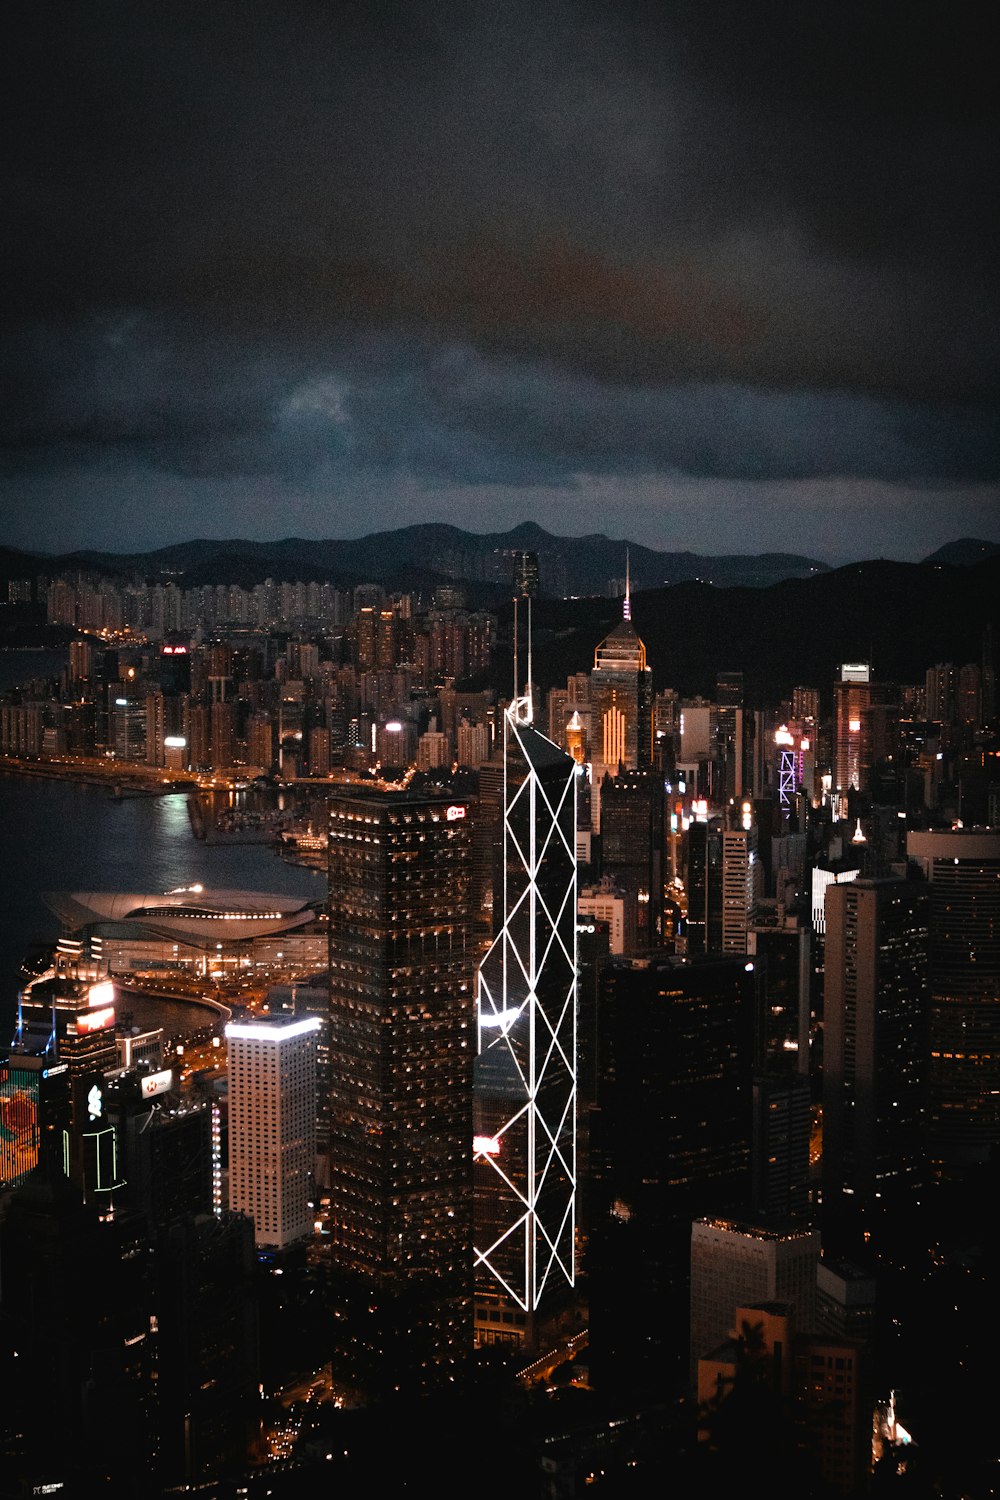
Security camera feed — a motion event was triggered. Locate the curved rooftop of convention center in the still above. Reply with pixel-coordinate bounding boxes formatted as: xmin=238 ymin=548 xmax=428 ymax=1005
xmin=42 ymin=888 xmax=319 ymax=947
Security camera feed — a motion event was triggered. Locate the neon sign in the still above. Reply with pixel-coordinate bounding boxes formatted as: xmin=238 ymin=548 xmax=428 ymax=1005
xmin=76 ymin=1007 xmax=115 ymax=1033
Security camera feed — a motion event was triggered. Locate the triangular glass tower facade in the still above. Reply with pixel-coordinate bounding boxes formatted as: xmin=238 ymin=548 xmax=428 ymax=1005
xmin=474 ymin=690 xmax=578 ymax=1314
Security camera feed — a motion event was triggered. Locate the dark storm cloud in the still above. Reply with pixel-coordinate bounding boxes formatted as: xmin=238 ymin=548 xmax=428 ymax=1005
xmin=4 ymin=317 xmax=996 ymax=494
xmin=2 ymin=0 xmax=998 ymax=530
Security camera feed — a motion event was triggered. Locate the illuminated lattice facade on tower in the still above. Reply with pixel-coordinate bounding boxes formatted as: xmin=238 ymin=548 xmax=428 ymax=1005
xmin=474 ymin=693 xmax=578 ymax=1319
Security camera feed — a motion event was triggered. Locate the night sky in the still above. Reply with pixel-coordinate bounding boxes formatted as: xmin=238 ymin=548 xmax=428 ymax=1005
xmin=3 ymin=1 xmax=998 ymax=562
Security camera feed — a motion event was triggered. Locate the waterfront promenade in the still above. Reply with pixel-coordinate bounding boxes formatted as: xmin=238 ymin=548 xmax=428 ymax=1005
xmin=0 ymin=753 xmax=199 ymax=794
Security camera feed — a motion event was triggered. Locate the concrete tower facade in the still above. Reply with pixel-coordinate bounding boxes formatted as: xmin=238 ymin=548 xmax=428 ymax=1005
xmin=689 ymin=1217 xmax=821 ymax=1383
xmin=226 ymin=1016 xmax=319 ymax=1251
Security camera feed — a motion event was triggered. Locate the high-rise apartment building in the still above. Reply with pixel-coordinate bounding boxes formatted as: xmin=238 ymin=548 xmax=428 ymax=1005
xmin=226 ymin=1016 xmax=319 ymax=1251
xmin=925 ymin=662 xmax=957 ymax=724
xmin=326 ymin=786 xmax=476 ymax=1397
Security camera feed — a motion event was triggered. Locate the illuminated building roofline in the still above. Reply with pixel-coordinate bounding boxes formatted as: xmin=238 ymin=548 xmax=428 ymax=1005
xmin=226 ymin=1018 xmax=321 ymax=1042
xmin=695 ymin=1216 xmax=820 ymax=1242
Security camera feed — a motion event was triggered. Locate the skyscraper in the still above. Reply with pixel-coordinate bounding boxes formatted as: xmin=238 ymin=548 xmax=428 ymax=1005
xmin=721 ymin=825 xmax=759 ymax=954
xmin=226 ymin=1015 xmax=319 ymax=1251
xmin=588 ymin=953 xmax=756 ymax=1397
xmin=598 ymin=767 xmax=665 ymax=947
xmin=326 ymin=786 xmax=476 ymax=1397
xmin=821 ymin=877 xmax=930 ymax=1242
xmin=750 ymin=1070 xmax=813 ymax=1224
xmin=589 ymin=568 xmax=653 ymax=824
xmin=906 ymin=828 xmax=1000 ymax=1181
xmin=833 ymin=662 xmax=873 ymax=803
xmin=474 ymin=574 xmax=578 ymax=1343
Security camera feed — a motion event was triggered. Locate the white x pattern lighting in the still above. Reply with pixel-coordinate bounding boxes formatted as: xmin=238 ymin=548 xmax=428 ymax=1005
xmin=474 ymin=695 xmax=578 ymax=1312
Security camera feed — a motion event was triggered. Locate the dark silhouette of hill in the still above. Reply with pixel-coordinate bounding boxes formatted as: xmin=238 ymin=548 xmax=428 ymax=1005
xmin=526 ymin=556 xmax=1000 ymax=707
xmin=9 ymin=524 xmax=828 ymax=596
xmin=921 ymin=537 xmax=1000 ymax=566
xmin=3 ymin=535 xmax=998 ymax=711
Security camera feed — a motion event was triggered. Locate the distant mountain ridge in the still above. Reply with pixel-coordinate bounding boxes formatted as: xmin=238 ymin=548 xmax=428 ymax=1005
xmin=2 ymin=535 xmax=997 ymax=707
xmin=3 ymin=526 xmax=997 ymax=597
xmin=921 ymin=537 xmax=1000 ymax=567
xmin=530 ymin=553 xmax=1000 ymax=706
xmin=2 ymin=523 xmax=833 ymax=597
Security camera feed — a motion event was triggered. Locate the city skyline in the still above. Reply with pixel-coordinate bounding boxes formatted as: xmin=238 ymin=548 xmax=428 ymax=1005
xmin=3 ymin=4 xmax=998 ymax=563
xmin=0 ymin=555 xmax=998 ymax=1491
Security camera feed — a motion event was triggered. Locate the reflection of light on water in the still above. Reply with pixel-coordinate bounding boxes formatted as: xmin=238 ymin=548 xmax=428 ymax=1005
xmin=157 ymin=792 xmax=192 ymax=837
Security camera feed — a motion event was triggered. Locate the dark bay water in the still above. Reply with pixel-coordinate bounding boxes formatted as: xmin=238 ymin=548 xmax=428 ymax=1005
xmin=0 ymin=773 xmax=324 ymax=1043
xmin=0 ymin=646 xmax=68 ymax=693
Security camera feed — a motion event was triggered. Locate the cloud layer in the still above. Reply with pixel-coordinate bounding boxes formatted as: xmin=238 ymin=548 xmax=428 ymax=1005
xmin=3 ymin=1 xmax=998 ymax=558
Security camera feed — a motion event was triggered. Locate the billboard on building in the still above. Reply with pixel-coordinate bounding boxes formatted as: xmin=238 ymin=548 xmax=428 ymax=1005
xmin=0 ymin=1062 xmax=40 ymax=1190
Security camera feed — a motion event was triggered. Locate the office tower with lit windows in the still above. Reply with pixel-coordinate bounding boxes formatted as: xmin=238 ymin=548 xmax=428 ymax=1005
xmin=598 ymin=767 xmax=665 ymax=947
xmin=750 ymin=1070 xmax=813 ymax=1224
xmin=587 ymin=953 xmax=756 ymax=1398
xmin=821 ymin=877 xmax=930 ymax=1245
xmin=833 ymin=662 xmax=873 ymax=802
xmin=326 ymin=786 xmax=476 ymax=1397
xmin=682 ymin=816 xmax=718 ymax=955
xmin=721 ymin=825 xmax=760 ymax=954
xmin=226 ymin=1015 xmax=319 ymax=1251
xmin=588 ymin=571 xmax=653 ymax=828
xmin=714 ymin=670 xmax=745 ymax=803
xmin=474 ymin=561 xmax=578 ymax=1348
xmin=906 ymin=828 xmax=1000 ymax=1182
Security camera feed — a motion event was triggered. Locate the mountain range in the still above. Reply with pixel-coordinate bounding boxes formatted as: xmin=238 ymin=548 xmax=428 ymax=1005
xmin=1 ymin=527 xmax=997 ymax=707
xmin=1 ymin=522 xmax=831 ymax=598
xmin=529 ymin=553 xmax=1000 ymax=706
xmin=2 ymin=523 xmax=998 ymax=599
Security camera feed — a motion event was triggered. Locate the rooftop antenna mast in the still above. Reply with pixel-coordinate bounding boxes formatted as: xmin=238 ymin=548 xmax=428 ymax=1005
xmin=623 ymin=548 xmax=631 ymax=622
xmin=512 ymin=550 xmax=538 ymax=724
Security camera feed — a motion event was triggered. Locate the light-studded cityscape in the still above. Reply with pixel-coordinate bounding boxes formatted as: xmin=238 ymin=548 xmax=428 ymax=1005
xmin=3 ymin=4 xmax=998 ymax=1496
xmin=0 ymin=534 xmax=998 ymax=1497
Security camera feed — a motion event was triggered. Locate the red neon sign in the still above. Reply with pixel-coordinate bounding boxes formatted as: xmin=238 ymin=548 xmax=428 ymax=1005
xmin=75 ymin=1006 xmax=115 ymax=1033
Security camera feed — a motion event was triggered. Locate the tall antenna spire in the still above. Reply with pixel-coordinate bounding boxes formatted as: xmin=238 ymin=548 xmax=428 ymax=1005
xmin=512 ymin=550 xmax=538 ymax=724
xmin=623 ymin=548 xmax=631 ymax=622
